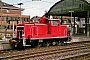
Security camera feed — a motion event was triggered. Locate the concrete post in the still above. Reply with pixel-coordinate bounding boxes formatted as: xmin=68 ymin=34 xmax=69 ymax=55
xmin=12 ymin=20 xmax=14 ymax=38
xmin=73 ymin=17 xmax=75 ymax=34
xmin=0 ymin=0 xmax=2 ymax=32
xmin=18 ymin=3 xmax=23 ymax=23
xmin=86 ymin=10 xmax=90 ymax=36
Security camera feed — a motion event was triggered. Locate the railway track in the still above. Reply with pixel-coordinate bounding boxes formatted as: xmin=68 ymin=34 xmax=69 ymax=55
xmin=0 ymin=41 xmax=90 ymax=60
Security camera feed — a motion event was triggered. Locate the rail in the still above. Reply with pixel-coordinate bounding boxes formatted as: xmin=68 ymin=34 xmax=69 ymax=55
xmin=0 ymin=41 xmax=90 ymax=60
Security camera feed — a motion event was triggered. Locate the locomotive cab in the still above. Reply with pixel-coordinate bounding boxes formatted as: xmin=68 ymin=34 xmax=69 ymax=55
xmin=49 ymin=19 xmax=60 ymax=25
xmin=17 ymin=25 xmax=24 ymax=38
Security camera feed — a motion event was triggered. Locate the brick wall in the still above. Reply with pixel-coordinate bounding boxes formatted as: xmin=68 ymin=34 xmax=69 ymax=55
xmin=0 ymin=9 xmax=30 ymax=37
xmin=2 ymin=9 xmax=20 ymax=15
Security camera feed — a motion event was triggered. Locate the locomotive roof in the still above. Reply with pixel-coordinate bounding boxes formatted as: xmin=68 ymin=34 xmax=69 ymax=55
xmin=48 ymin=19 xmax=60 ymax=20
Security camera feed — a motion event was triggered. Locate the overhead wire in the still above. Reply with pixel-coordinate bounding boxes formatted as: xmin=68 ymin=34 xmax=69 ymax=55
xmin=11 ymin=0 xmax=54 ymax=6
xmin=10 ymin=0 xmax=55 ymax=17
xmin=40 ymin=1 xmax=53 ymax=3
xmin=20 ymin=0 xmax=53 ymax=4
xmin=23 ymin=1 xmax=31 ymax=3
xmin=19 ymin=0 xmax=54 ymax=9
xmin=23 ymin=6 xmax=45 ymax=10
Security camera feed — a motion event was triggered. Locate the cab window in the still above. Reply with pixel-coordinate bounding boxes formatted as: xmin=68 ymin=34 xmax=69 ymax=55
xmin=52 ymin=20 xmax=60 ymax=25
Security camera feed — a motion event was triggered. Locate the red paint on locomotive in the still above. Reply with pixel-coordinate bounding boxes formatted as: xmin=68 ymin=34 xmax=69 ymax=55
xmin=10 ymin=15 xmax=71 ymax=49
xmin=17 ymin=16 xmax=67 ymax=39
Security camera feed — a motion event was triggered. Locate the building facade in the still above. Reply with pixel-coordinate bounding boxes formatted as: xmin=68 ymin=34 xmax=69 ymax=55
xmin=0 ymin=1 xmax=30 ymax=38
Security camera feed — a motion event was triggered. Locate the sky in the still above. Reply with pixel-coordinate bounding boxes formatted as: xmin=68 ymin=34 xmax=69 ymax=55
xmin=2 ymin=0 xmax=60 ymax=18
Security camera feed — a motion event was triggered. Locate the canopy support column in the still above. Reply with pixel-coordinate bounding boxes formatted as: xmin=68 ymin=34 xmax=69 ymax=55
xmin=86 ymin=11 xmax=90 ymax=36
xmin=73 ymin=17 xmax=75 ymax=34
xmin=61 ymin=16 xmax=63 ymax=24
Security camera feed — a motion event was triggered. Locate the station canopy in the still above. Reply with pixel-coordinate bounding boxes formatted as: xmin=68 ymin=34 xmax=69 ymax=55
xmin=47 ymin=0 xmax=90 ymax=18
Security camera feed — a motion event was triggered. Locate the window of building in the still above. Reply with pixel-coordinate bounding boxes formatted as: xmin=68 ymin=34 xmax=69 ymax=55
xmin=0 ymin=25 xmax=1 ymax=29
xmin=10 ymin=26 xmax=12 ymax=29
xmin=21 ymin=18 xmax=23 ymax=21
xmin=8 ymin=25 xmax=11 ymax=29
xmin=2 ymin=25 xmax=5 ymax=29
xmin=7 ymin=25 xmax=9 ymax=29
xmin=13 ymin=17 xmax=16 ymax=20
xmin=14 ymin=26 xmax=16 ymax=30
xmin=8 ymin=16 xmax=11 ymax=20
xmin=24 ymin=18 xmax=28 ymax=21
xmin=18 ymin=17 xmax=19 ymax=20
xmin=3 ymin=16 xmax=7 ymax=20
xmin=24 ymin=18 xmax=25 ymax=21
xmin=27 ymin=18 xmax=28 ymax=21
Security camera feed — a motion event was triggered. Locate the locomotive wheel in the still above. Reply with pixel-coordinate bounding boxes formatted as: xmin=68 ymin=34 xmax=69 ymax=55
xmin=58 ymin=41 xmax=64 ymax=46
xmin=36 ymin=43 xmax=42 ymax=48
xmin=52 ymin=41 xmax=56 ymax=46
xmin=60 ymin=41 xmax=64 ymax=46
xmin=45 ymin=42 xmax=50 ymax=47
xmin=31 ymin=41 xmax=38 ymax=48
xmin=57 ymin=41 xmax=61 ymax=46
xmin=17 ymin=43 xmax=24 ymax=50
xmin=11 ymin=43 xmax=16 ymax=49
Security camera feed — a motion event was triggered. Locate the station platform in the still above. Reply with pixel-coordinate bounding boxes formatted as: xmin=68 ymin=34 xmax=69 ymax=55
xmin=0 ymin=36 xmax=90 ymax=50
xmin=71 ymin=36 xmax=90 ymax=42
xmin=0 ymin=39 xmax=12 ymax=50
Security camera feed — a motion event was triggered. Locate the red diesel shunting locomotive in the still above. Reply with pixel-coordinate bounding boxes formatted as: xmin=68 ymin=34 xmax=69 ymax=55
xmin=10 ymin=15 xmax=71 ymax=49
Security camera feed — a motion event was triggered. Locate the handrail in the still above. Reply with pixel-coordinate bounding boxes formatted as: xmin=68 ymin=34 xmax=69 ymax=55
xmin=30 ymin=26 xmax=38 ymax=37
